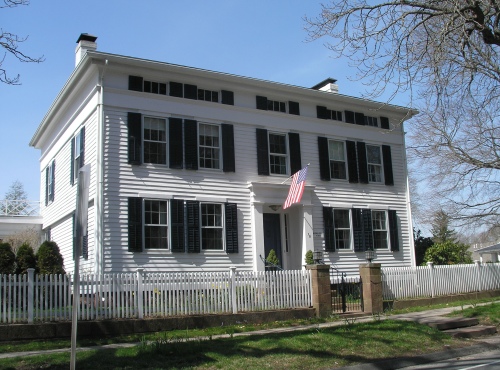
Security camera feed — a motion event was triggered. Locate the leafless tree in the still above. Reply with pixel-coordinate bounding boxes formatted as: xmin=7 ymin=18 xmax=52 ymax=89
xmin=305 ymin=1 xmax=500 ymax=229
xmin=1 ymin=0 xmax=44 ymax=85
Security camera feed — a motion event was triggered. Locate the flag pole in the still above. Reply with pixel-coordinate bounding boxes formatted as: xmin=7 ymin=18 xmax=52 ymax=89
xmin=280 ymin=163 xmax=310 ymax=184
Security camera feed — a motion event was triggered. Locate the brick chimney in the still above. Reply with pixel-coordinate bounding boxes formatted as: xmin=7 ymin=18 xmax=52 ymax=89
xmin=75 ymin=33 xmax=97 ymax=67
xmin=311 ymin=78 xmax=339 ymax=93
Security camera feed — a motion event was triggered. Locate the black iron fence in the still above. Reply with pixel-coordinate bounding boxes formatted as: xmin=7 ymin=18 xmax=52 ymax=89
xmin=330 ymin=268 xmax=363 ymax=313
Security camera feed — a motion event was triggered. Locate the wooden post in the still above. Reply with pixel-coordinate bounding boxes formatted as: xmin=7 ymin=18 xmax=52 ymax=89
xmin=359 ymin=263 xmax=383 ymax=314
xmin=27 ymin=268 xmax=34 ymax=324
xmin=306 ymin=264 xmax=331 ymax=318
xmin=229 ymin=266 xmax=237 ymax=314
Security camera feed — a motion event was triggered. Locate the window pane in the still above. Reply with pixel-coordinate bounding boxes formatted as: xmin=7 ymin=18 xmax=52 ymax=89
xmin=334 ymin=209 xmax=350 ymax=249
xmin=144 ymin=117 xmax=167 ymax=164
xmin=367 ymin=145 xmax=381 ymax=164
xmin=199 ymin=123 xmax=220 ymax=169
xmin=144 ymin=200 xmax=168 ymax=249
xmin=372 ymin=211 xmax=387 ymax=249
xmin=329 ymin=141 xmax=344 ymax=161
xmin=201 ymin=203 xmax=223 ymax=250
xmin=269 ymin=134 xmax=287 ymax=155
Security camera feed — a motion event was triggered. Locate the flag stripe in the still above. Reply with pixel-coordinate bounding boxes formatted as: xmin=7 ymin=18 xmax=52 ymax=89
xmin=283 ymin=166 xmax=308 ymax=209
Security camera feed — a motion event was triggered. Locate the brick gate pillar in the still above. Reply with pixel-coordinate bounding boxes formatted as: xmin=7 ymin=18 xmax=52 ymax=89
xmin=359 ymin=263 xmax=383 ymax=314
xmin=306 ymin=264 xmax=331 ymax=318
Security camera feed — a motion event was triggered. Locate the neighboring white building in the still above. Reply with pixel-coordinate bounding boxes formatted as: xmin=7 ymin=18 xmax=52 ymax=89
xmin=30 ymin=34 xmax=417 ymax=275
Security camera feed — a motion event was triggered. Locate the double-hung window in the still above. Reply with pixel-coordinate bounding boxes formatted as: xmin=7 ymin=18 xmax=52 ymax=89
xmin=366 ymin=145 xmax=383 ymax=183
xmin=45 ymin=160 xmax=55 ymax=205
xmin=199 ymin=123 xmax=221 ymax=169
xmin=144 ymin=117 xmax=167 ymax=165
xmin=71 ymin=127 xmax=85 ymax=185
xmin=372 ymin=210 xmax=388 ymax=249
xmin=333 ymin=209 xmax=351 ymax=249
xmin=329 ymin=140 xmax=347 ymax=180
xmin=200 ymin=203 xmax=224 ymax=250
xmin=144 ymin=199 xmax=169 ymax=249
xmin=269 ymin=133 xmax=288 ymax=175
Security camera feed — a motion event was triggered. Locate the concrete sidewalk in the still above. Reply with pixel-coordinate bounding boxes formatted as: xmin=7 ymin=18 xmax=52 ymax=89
xmin=0 ymin=303 xmax=498 ymax=367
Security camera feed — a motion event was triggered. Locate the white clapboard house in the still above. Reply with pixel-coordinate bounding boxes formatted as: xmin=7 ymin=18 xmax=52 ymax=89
xmin=30 ymin=34 xmax=417 ymax=275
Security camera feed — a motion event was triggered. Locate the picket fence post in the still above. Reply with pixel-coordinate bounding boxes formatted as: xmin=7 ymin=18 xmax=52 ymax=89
xmin=427 ymin=262 xmax=435 ymax=298
xmin=474 ymin=260 xmax=483 ymax=292
xmin=136 ymin=269 xmax=144 ymax=319
xmin=229 ymin=267 xmax=237 ymax=314
xmin=27 ymin=268 xmax=35 ymax=323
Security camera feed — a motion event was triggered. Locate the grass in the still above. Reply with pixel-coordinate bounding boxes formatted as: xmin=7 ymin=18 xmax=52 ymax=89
xmin=0 ymin=298 xmax=498 ymax=369
xmin=384 ymin=297 xmax=500 ymax=315
xmin=449 ymin=301 xmax=500 ymax=327
xmin=0 ymin=320 xmax=464 ymax=370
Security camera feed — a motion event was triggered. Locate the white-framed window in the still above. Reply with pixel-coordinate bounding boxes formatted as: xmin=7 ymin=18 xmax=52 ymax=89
xmin=333 ymin=209 xmax=351 ymax=249
xmin=366 ymin=145 xmax=383 ymax=183
xmin=143 ymin=116 xmax=167 ymax=165
xmin=328 ymin=140 xmax=347 ymax=180
xmin=365 ymin=116 xmax=379 ymax=127
xmin=197 ymin=88 xmax=219 ymax=102
xmin=73 ymin=131 xmax=82 ymax=182
xmin=200 ymin=203 xmax=224 ymax=250
xmin=144 ymin=199 xmax=169 ymax=249
xmin=198 ymin=123 xmax=221 ymax=169
xmin=46 ymin=160 xmax=55 ymax=205
xmin=268 ymin=132 xmax=288 ymax=175
xmin=372 ymin=210 xmax=388 ymax=249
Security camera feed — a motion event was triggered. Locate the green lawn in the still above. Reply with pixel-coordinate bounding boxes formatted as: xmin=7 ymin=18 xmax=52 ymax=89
xmin=0 ymin=320 xmax=463 ymax=370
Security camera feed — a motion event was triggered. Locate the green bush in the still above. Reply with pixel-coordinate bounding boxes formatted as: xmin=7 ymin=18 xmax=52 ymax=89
xmin=423 ymin=240 xmax=473 ymax=265
xmin=305 ymin=250 xmax=314 ymax=265
xmin=16 ymin=242 xmax=37 ymax=274
xmin=36 ymin=241 xmax=65 ymax=274
xmin=266 ymin=249 xmax=280 ymax=267
xmin=0 ymin=242 xmax=16 ymax=274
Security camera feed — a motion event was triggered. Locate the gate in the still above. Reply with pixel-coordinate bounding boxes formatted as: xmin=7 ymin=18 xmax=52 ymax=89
xmin=330 ymin=268 xmax=363 ymax=313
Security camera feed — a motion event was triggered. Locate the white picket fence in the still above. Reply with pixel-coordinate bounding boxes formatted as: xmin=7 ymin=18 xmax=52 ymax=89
xmin=0 ymin=268 xmax=312 ymax=324
xmin=382 ymin=262 xmax=500 ymax=300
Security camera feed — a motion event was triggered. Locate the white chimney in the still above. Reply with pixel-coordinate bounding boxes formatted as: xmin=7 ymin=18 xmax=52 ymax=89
xmin=75 ymin=33 xmax=97 ymax=67
xmin=311 ymin=78 xmax=339 ymax=94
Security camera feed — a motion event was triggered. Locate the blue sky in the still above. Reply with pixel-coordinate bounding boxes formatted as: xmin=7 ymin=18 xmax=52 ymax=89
xmin=0 ymin=0 xmax=407 ymax=201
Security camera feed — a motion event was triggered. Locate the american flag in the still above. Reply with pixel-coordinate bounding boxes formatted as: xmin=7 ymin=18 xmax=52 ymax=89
xmin=283 ymin=166 xmax=308 ymax=209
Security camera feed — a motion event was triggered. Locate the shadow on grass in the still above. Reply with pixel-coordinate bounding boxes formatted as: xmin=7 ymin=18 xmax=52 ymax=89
xmin=3 ymin=320 xmax=462 ymax=370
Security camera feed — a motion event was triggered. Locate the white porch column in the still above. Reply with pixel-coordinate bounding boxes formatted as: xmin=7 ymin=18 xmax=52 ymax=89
xmin=302 ymin=204 xmax=314 ymax=265
xmin=251 ymin=202 xmax=266 ymax=271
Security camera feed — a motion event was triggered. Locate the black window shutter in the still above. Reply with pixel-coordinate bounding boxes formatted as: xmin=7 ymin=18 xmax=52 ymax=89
xmin=316 ymin=106 xmax=329 ymax=119
xmin=82 ymin=232 xmax=88 ymax=260
xmin=318 ymin=137 xmax=331 ymax=181
xmin=51 ymin=161 xmax=55 ymax=202
xmin=128 ymin=197 xmax=143 ymax=252
xmin=225 ymin=203 xmax=238 ymax=253
xmin=357 ymin=142 xmax=369 ymax=184
xmin=323 ymin=207 xmax=335 ymax=252
xmin=288 ymin=132 xmax=302 ymax=174
xmin=170 ymin=199 xmax=185 ymax=252
xmin=169 ymin=82 xmax=183 ymax=97
xmin=346 ymin=141 xmax=359 ymax=183
xmin=355 ymin=112 xmax=365 ymax=125
xmin=186 ymin=201 xmax=200 ymax=253
xmin=362 ymin=209 xmax=373 ymax=250
xmin=352 ymin=208 xmax=364 ymax=252
xmin=169 ymin=118 xmax=184 ymax=169
xmin=128 ymin=75 xmax=143 ymax=92
xmin=70 ymin=136 xmax=75 ymax=185
xmin=382 ymin=145 xmax=394 ymax=186
xmin=345 ymin=111 xmax=355 ymax=124
xmin=159 ymin=83 xmax=167 ymax=95
xmin=127 ymin=112 xmax=143 ymax=165
xmin=388 ymin=210 xmax=400 ymax=251
xmin=79 ymin=127 xmax=85 ymax=169
xmin=380 ymin=116 xmax=390 ymax=130
xmin=256 ymin=96 xmax=268 ymax=110
xmin=288 ymin=101 xmax=300 ymax=115
xmin=256 ymin=128 xmax=269 ymax=175
xmin=143 ymin=81 xmax=151 ymax=93
xmin=184 ymin=120 xmax=198 ymax=170
xmin=221 ymin=90 xmax=234 ymax=105
xmin=45 ymin=167 xmax=49 ymax=206
xmin=184 ymin=84 xmax=198 ymax=100
xmin=221 ymin=124 xmax=235 ymax=172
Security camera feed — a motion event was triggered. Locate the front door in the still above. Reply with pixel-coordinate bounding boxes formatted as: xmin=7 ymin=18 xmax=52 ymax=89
xmin=263 ymin=213 xmax=283 ymax=269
